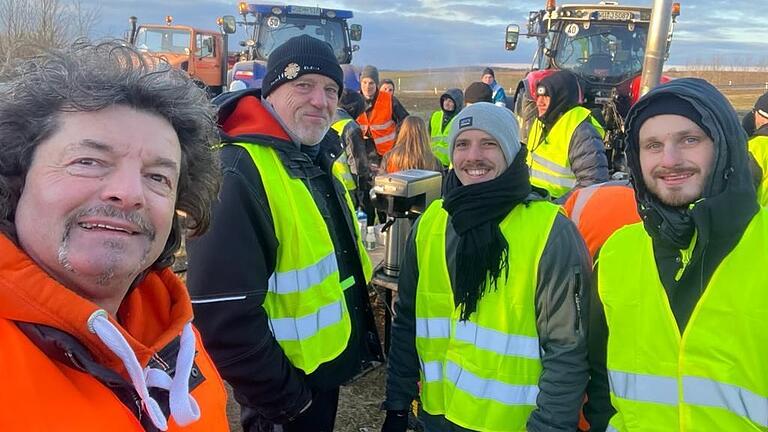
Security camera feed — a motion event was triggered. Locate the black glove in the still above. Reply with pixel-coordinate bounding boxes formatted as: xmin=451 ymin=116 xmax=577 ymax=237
xmin=381 ymin=410 xmax=408 ymax=432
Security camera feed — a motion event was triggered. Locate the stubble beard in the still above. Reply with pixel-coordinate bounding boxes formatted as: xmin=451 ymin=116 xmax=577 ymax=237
xmin=57 ymin=206 xmax=156 ymax=286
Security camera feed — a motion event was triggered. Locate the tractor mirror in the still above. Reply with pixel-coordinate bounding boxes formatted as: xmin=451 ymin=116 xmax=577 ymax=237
xmin=350 ymin=24 xmax=363 ymax=41
xmin=505 ymin=24 xmax=520 ymax=51
xmin=221 ymin=15 xmax=237 ymax=34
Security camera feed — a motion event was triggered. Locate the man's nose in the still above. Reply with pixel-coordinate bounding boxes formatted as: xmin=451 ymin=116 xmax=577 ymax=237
xmin=660 ymin=143 xmax=683 ymax=167
xmin=308 ymin=87 xmax=329 ymax=110
xmin=99 ymin=164 xmax=145 ymax=210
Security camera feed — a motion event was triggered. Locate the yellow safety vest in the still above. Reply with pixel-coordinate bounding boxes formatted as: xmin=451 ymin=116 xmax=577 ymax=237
xmin=429 ymin=110 xmax=452 ymax=167
xmin=527 ymin=106 xmax=605 ymax=198
xmin=598 ymin=210 xmax=768 ymax=431
xmin=414 ymin=199 xmax=560 ymax=431
xmin=233 ymin=142 xmax=373 ymax=374
xmin=748 ymin=135 xmax=768 ymax=206
xmin=331 ymin=119 xmax=357 ymax=191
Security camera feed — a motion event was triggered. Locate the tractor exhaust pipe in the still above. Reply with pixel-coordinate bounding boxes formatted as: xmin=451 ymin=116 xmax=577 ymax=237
xmin=639 ymin=0 xmax=673 ymax=97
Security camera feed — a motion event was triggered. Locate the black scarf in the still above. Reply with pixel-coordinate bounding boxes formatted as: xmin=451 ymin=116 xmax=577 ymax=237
xmin=442 ymin=150 xmax=533 ymax=321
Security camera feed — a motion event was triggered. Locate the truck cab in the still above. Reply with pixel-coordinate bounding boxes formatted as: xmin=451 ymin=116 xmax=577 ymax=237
xmin=128 ymin=16 xmax=236 ymax=96
xmin=230 ymin=3 xmax=362 ymax=90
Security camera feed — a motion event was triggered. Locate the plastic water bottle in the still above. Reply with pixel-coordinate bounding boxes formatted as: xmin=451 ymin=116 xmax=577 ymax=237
xmin=357 ymin=210 xmax=367 ymax=235
xmin=365 ymin=226 xmax=377 ymax=251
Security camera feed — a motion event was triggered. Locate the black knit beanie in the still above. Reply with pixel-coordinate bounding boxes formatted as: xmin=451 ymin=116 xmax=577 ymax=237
xmin=262 ymin=35 xmax=343 ymax=98
xmin=629 ymin=94 xmax=712 ymax=150
xmin=464 ymin=82 xmax=493 ymax=104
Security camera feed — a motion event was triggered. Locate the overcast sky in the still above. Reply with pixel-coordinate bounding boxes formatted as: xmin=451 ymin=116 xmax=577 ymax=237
xmin=88 ymin=0 xmax=766 ymax=70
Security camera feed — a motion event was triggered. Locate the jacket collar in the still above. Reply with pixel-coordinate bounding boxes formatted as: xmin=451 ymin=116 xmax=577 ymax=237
xmin=0 ymin=234 xmax=194 ymax=371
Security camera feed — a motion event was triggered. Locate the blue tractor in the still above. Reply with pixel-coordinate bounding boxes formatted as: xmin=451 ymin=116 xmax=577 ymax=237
xmin=229 ymin=3 xmax=363 ymax=91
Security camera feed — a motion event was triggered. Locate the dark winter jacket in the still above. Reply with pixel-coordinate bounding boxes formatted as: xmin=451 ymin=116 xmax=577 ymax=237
xmin=535 ymin=71 xmax=609 ymax=199
xmin=333 ymin=108 xmax=371 ymax=188
xmin=383 ymin=195 xmax=592 ymax=432
xmin=186 ymin=89 xmax=383 ymax=429
xmin=585 ymin=78 xmax=760 ymax=430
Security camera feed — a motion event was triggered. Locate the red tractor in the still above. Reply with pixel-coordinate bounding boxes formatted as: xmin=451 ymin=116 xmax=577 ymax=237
xmin=506 ymin=0 xmax=680 ymax=172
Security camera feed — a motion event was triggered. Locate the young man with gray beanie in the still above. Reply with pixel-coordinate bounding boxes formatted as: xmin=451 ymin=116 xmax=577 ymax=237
xmin=383 ymin=102 xmax=591 ymax=432
xmin=357 ymin=64 xmax=409 ymax=223
xmin=186 ymin=35 xmax=383 ymax=432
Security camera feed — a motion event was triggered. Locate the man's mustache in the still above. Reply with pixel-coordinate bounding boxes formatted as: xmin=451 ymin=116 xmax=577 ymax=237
xmin=65 ymin=205 xmax=156 ymax=239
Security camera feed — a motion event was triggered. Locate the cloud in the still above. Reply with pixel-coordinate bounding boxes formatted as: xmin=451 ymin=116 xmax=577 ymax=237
xmin=84 ymin=0 xmax=764 ymax=69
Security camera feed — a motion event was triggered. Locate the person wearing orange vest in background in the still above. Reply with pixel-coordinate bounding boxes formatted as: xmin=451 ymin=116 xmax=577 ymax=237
xmin=357 ymin=64 xmax=409 ymax=223
xmin=0 ymin=41 xmax=228 ymax=431
xmin=563 ymin=181 xmax=641 ymax=259
xmin=586 ymin=78 xmax=768 ymax=431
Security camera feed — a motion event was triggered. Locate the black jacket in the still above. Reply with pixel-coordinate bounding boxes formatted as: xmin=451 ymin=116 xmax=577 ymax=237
xmin=383 ymin=197 xmax=592 ymax=432
xmin=585 ymin=78 xmax=759 ymax=430
xmin=333 ymin=108 xmax=371 ymax=188
xmin=186 ymin=89 xmax=383 ymax=428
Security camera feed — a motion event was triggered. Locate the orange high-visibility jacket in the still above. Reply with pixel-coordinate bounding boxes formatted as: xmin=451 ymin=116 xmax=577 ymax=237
xmin=357 ymin=90 xmax=397 ymax=155
xmin=563 ymin=182 xmax=641 ymax=258
xmin=0 ymin=235 xmax=229 ymax=431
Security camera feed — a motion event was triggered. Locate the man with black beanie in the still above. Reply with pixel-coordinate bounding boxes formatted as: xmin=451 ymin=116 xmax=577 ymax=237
xmin=585 ymin=78 xmax=768 ymax=430
xmin=186 ymin=35 xmax=383 ymax=432
xmin=464 ymin=81 xmax=493 ymax=105
xmin=748 ymin=91 xmax=768 ymax=205
xmin=528 ymin=70 xmax=609 ymax=201
xmin=383 ymin=102 xmax=591 ymax=432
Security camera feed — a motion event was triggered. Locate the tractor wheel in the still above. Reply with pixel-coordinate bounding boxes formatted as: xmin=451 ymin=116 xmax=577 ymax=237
xmin=514 ymin=86 xmax=537 ymax=145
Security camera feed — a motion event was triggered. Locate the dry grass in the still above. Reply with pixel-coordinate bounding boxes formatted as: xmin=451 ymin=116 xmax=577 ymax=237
xmin=382 ymin=68 xmax=768 ymax=117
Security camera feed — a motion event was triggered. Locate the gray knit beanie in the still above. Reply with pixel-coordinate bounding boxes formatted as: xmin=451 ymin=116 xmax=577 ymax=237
xmin=448 ymin=102 xmax=521 ymax=167
xmin=360 ymin=65 xmax=380 ymax=86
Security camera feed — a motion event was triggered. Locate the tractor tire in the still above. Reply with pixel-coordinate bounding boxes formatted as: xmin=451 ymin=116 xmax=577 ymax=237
xmin=514 ymin=86 xmax=537 ymax=145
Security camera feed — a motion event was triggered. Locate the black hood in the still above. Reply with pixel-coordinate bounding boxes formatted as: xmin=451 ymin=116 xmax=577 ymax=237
xmin=538 ymin=71 xmax=580 ymax=126
xmin=625 ymin=78 xmax=758 ymax=248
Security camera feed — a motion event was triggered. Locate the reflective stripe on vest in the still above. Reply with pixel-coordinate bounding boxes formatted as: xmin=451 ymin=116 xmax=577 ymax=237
xmin=357 ymin=91 xmax=397 ymax=155
xmin=748 ymin=134 xmax=768 ymax=206
xmin=599 ymin=210 xmax=768 ymax=430
xmin=416 ymin=318 xmax=540 ymax=359
xmin=421 ymin=360 xmax=540 ymax=406
xmin=527 ymin=106 xmax=605 ymax=198
xmin=233 ymin=142 xmax=371 ymax=373
xmin=569 ymin=183 xmax=603 ymax=226
xmin=331 ymin=119 xmax=357 ymax=191
xmin=414 ymin=199 xmax=559 ymax=431
xmin=429 ymin=110 xmax=452 ymax=167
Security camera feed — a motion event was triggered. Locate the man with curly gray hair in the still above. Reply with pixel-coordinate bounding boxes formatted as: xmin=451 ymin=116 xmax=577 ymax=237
xmin=0 ymin=41 xmax=228 ymax=431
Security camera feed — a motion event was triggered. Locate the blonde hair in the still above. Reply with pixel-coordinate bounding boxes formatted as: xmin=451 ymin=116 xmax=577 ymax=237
xmin=382 ymin=116 xmax=442 ymax=173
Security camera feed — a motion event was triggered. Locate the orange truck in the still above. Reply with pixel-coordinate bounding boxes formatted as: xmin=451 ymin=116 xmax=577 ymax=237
xmin=127 ymin=15 xmax=236 ymax=96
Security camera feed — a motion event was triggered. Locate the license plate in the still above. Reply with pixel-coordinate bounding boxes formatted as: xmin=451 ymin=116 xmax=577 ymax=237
xmin=290 ymin=6 xmax=321 ymax=15
xmin=596 ymin=10 xmax=633 ymax=21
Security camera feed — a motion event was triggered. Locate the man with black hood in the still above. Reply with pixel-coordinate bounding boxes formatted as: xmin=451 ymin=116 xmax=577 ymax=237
xmin=585 ymin=78 xmax=767 ymax=430
xmin=429 ymin=88 xmax=464 ymax=167
xmin=382 ymin=102 xmax=591 ymax=432
xmin=528 ymin=70 xmax=609 ymax=201
xmin=748 ymin=91 xmax=768 ymax=205
xmin=185 ymin=35 xmax=383 ymax=432
xmin=332 ymin=89 xmax=370 ymax=200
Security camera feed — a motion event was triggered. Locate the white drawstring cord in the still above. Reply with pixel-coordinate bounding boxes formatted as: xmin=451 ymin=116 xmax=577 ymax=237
xmin=88 ymin=310 xmax=201 ymax=430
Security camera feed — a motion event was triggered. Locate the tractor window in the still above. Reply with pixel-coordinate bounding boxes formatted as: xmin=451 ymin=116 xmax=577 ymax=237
xmin=256 ymin=16 xmax=349 ymax=63
xmin=554 ymin=22 xmax=648 ymax=84
xmin=196 ymin=34 xmax=215 ymax=58
xmin=135 ymin=28 xmax=192 ymax=54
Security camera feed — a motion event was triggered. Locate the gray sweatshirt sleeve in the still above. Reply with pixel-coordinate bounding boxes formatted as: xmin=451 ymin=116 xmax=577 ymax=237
xmin=527 ymin=213 xmax=592 ymax=432
xmin=568 ymin=120 xmax=609 ymax=190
